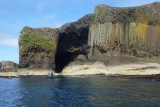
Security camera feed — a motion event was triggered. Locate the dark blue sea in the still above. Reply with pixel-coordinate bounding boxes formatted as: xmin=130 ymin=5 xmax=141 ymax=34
xmin=0 ymin=76 xmax=160 ymax=107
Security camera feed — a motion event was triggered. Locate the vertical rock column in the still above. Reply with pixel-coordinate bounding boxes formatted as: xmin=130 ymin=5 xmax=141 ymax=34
xmin=88 ymin=22 xmax=160 ymax=56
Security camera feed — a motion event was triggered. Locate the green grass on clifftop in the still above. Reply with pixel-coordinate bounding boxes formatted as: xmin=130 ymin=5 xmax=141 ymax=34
xmin=21 ymin=28 xmax=56 ymax=52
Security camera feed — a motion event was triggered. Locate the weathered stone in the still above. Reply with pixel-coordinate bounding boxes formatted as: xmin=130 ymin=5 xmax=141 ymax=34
xmin=0 ymin=62 xmax=1 ymax=69
xmin=87 ymin=2 xmax=160 ymax=64
xmin=88 ymin=23 xmax=160 ymax=57
xmin=94 ymin=2 xmax=160 ymax=25
xmin=0 ymin=61 xmax=17 ymax=70
xmin=19 ymin=27 xmax=58 ymax=69
xmin=55 ymin=14 xmax=94 ymax=72
xmin=18 ymin=2 xmax=160 ymax=72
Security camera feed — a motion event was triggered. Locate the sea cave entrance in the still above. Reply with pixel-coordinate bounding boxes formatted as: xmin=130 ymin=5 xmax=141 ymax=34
xmin=55 ymin=52 xmax=78 ymax=73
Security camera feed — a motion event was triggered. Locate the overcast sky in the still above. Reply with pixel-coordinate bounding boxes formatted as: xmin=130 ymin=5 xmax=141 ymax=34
xmin=0 ymin=0 xmax=159 ymax=63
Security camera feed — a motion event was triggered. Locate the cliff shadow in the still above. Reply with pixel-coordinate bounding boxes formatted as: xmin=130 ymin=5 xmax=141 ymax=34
xmin=54 ymin=25 xmax=89 ymax=73
xmin=55 ymin=52 xmax=79 ymax=73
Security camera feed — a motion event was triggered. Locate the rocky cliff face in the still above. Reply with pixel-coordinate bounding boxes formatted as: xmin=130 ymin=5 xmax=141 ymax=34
xmin=19 ymin=2 xmax=160 ymax=72
xmin=0 ymin=62 xmax=1 ymax=69
xmin=0 ymin=61 xmax=17 ymax=71
xmin=19 ymin=27 xmax=58 ymax=69
xmin=19 ymin=14 xmax=94 ymax=70
xmin=55 ymin=14 xmax=94 ymax=72
xmin=87 ymin=2 xmax=160 ymax=65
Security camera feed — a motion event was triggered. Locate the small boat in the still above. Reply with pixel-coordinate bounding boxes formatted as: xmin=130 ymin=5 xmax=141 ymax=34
xmin=47 ymin=72 xmax=61 ymax=79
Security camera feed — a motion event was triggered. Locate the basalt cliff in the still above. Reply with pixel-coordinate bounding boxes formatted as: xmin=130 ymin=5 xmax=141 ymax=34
xmin=19 ymin=2 xmax=160 ymax=72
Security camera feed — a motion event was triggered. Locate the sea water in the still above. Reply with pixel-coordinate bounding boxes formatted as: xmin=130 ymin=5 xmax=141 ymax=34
xmin=0 ymin=76 xmax=160 ymax=107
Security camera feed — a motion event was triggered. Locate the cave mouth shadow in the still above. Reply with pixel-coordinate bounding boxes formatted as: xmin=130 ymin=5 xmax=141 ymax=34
xmin=55 ymin=52 xmax=79 ymax=73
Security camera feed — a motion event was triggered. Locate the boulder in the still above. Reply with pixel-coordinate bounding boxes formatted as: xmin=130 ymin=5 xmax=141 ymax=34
xmin=1 ymin=61 xmax=17 ymax=70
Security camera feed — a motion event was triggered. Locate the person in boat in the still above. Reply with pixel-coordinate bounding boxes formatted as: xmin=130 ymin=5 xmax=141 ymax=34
xmin=49 ymin=72 xmax=53 ymax=77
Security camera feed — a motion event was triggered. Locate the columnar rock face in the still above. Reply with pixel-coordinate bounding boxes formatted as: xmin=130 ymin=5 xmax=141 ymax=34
xmin=19 ymin=27 xmax=58 ymax=69
xmin=19 ymin=2 xmax=160 ymax=72
xmin=88 ymin=23 xmax=160 ymax=57
xmin=87 ymin=2 xmax=160 ymax=64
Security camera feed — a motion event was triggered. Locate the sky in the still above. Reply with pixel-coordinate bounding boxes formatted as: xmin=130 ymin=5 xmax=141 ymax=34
xmin=0 ymin=0 xmax=159 ymax=64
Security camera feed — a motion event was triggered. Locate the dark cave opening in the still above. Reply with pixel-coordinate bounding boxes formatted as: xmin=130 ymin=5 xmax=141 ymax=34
xmin=55 ymin=52 xmax=78 ymax=73
xmin=54 ymin=24 xmax=89 ymax=73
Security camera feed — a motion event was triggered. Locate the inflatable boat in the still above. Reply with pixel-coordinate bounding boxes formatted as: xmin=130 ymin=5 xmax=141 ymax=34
xmin=48 ymin=72 xmax=61 ymax=79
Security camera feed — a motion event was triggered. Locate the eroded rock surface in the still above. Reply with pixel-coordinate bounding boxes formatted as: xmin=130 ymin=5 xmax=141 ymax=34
xmin=87 ymin=2 xmax=160 ymax=65
xmin=19 ymin=27 xmax=58 ymax=69
xmin=19 ymin=2 xmax=160 ymax=72
xmin=0 ymin=61 xmax=17 ymax=71
xmin=55 ymin=14 xmax=94 ymax=72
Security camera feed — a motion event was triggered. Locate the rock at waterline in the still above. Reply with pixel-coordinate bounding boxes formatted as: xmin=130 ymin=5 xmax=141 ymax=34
xmin=0 ymin=61 xmax=17 ymax=72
